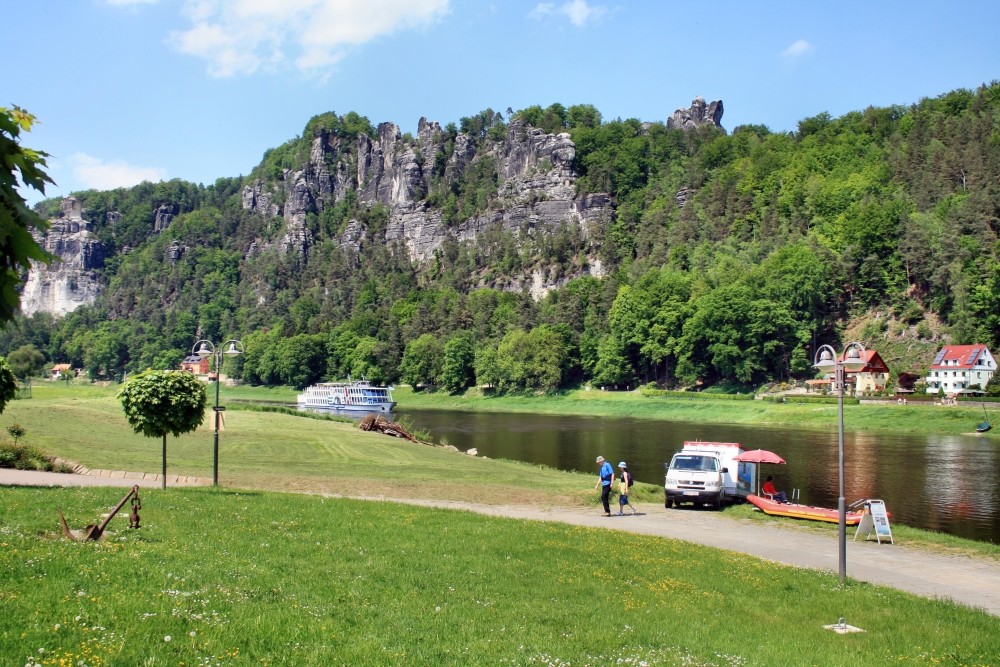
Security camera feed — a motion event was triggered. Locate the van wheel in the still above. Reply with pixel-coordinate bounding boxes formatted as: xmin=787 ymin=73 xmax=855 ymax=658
xmin=664 ymin=494 xmax=672 ymax=509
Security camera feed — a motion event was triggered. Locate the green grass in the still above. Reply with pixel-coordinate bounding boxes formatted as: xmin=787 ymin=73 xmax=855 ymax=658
xmin=4 ymin=383 xmax=669 ymax=507
xmin=1 ymin=486 xmax=997 ymax=667
xmin=397 ymin=386 xmax=1000 ymax=436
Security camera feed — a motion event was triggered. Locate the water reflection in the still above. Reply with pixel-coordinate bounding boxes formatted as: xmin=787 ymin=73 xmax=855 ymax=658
xmin=397 ymin=408 xmax=1000 ymax=543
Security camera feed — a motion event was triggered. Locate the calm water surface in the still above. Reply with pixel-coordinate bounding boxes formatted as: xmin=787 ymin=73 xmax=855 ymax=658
xmin=395 ymin=408 xmax=1000 ymax=543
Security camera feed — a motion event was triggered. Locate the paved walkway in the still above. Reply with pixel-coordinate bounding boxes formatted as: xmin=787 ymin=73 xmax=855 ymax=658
xmin=3 ymin=469 xmax=999 ymax=617
xmin=0 ymin=467 xmax=211 ymax=488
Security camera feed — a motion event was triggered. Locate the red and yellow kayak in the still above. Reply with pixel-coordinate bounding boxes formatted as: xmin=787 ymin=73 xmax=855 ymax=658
xmin=747 ymin=494 xmax=867 ymax=525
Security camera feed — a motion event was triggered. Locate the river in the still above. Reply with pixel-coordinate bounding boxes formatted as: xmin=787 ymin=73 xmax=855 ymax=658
xmin=394 ymin=408 xmax=999 ymax=544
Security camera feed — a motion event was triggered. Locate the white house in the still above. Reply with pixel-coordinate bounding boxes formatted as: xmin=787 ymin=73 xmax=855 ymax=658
xmin=925 ymin=344 xmax=996 ymax=395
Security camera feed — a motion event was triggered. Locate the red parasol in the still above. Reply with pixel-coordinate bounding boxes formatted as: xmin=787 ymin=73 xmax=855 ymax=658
xmin=735 ymin=449 xmax=786 ymax=465
xmin=735 ymin=449 xmax=786 ymax=495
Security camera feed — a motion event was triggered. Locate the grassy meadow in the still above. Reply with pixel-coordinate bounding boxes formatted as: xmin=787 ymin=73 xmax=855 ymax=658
xmin=4 ymin=382 xmax=998 ymax=560
xmin=2 ymin=383 xmax=630 ymax=506
xmin=2 ymin=485 xmax=998 ymax=667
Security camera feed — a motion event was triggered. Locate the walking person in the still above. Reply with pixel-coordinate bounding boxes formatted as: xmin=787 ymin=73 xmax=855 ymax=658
xmin=594 ymin=456 xmax=615 ymax=516
xmin=617 ymin=462 xmax=637 ymax=514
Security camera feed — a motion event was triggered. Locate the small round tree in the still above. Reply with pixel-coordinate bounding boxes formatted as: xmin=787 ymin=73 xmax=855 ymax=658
xmin=118 ymin=370 xmax=207 ymax=489
xmin=6 ymin=423 xmax=25 ymax=445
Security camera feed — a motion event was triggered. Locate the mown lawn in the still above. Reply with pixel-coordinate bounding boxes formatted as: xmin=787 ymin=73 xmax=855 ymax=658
xmin=2 ymin=383 xmax=665 ymax=507
xmin=2 ymin=486 xmax=997 ymax=667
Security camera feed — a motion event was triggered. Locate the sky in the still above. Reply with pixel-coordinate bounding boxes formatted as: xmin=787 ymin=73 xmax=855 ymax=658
xmin=7 ymin=0 xmax=1000 ymax=204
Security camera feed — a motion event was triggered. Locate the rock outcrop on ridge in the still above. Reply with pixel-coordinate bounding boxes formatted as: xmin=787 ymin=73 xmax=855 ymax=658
xmin=239 ymin=116 xmax=613 ymax=277
xmin=20 ymin=197 xmax=105 ymax=317
xmin=667 ymin=97 xmax=724 ymax=131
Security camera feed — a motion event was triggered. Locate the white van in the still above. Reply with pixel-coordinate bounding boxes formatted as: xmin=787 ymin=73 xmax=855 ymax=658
xmin=664 ymin=441 xmax=755 ymax=509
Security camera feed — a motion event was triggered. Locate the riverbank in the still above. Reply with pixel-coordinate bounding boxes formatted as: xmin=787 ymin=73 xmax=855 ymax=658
xmin=5 ymin=384 xmax=998 ymax=554
xmin=394 ymin=386 xmax=999 ymax=437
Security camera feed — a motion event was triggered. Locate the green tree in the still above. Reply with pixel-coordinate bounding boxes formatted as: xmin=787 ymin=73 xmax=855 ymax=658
xmin=566 ymin=104 xmax=602 ymax=129
xmin=439 ymin=332 xmax=476 ymax=393
xmin=117 ymin=370 xmax=207 ymax=488
xmin=494 ymin=326 xmax=566 ymax=392
xmin=241 ymin=326 xmax=283 ymax=385
xmin=0 ymin=357 xmax=16 ymax=414
xmin=83 ymin=325 xmax=127 ymax=381
xmin=676 ymin=285 xmax=805 ymax=386
xmin=591 ymin=334 xmax=632 ymax=388
xmin=0 ymin=106 xmax=54 ymax=322
xmin=399 ymin=333 xmax=443 ymax=388
xmin=275 ymin=334 xmax=327 ymax=389
xmin=6 ymin=423 xmax=24 ymax=445
xmin=7 ymin=344 xmax=45 ymax=380
xmin=474 ymin=345 xmax=501 ymax=390
xmin=348 ymin=336 xmax=386 ymax=383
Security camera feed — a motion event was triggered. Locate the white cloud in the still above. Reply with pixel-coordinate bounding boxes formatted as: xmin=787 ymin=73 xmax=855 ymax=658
xmin=170 ymin=0 xmax=450 ymax=78
xmin=781 ymin=39 xmax=814 ymax=59
xmin=68 ymin=153 xmax=167 ymax=190
xmin=529 ymin=0 xmax=606 ymax=27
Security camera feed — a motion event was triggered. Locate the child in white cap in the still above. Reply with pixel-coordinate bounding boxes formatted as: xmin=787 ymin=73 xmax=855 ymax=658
xmin=617 ymin=462 xmax=636 ymax=514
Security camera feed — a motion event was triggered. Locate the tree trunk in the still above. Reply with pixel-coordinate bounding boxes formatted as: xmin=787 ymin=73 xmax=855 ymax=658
xmin=161 ymin=434 xmax=167 ymax=490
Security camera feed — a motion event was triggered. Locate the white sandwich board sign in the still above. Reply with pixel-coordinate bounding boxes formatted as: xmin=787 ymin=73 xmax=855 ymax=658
xmin=853 ymin=499 xmax=893 ymax=544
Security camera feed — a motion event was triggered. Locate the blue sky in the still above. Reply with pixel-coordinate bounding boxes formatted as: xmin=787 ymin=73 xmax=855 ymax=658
xmin=7 ymin=0 xmax=1000 ymax=204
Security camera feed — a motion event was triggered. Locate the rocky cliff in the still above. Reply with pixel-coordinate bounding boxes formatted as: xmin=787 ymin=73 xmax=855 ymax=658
xmin=240 ymin=116 xmax=613 ymax=290
xmin=667 ymin=97 xmax=724 ymax=131
xmin=20 ymin=197 xmax=105 ymax=317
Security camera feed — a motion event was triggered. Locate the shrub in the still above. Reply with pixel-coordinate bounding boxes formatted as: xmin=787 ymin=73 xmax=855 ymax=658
xmin=0 ymin=441 xmax=58 ymax=471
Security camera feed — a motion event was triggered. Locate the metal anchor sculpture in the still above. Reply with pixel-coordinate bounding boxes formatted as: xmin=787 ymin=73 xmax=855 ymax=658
xmin=58 ymin=485 xmax=142 ymax=542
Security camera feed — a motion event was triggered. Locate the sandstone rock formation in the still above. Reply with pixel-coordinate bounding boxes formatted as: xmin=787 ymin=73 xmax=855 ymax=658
xmin=240 ymin=115 xmax=613 ymax=295
xmin=667 ymin=97 xmax=724 ymax=131
xmin=20 ymin=197 xmax=105 ymax=317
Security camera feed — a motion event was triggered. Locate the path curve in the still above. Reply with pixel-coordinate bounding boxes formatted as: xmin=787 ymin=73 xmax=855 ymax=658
xmin=4 ymin=469 xmax=999 ymax=617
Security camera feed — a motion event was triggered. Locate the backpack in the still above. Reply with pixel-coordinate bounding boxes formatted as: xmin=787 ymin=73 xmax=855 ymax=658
xmin=620 ymin=471 xmax=632 ymax=492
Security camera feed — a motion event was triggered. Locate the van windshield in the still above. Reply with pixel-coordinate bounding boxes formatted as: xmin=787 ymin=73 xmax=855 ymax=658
xmin=670 ymin=455 xmax=718 ymax=472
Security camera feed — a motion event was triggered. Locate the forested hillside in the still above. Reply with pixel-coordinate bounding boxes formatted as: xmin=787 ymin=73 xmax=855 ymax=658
xmin=5 ymin=84 xmax=999 ymax=393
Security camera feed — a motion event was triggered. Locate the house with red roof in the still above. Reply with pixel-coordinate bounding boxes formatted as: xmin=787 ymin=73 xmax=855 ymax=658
xmin=849 ymin=349 xmax=890 ymax=394
xmin=924 ymin=344 xmax=996 ymax=396
xmin=807 ymin=349 xmax=890 ymax=395
xmin=180 ymin=354 xmax=210 ymax=376
xmin=50 ymin=363 xmax=73 ymax=379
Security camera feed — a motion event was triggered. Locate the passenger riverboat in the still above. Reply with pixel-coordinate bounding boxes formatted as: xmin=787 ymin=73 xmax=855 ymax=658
xmin=297 ymin=378 xmax=396 ymax=412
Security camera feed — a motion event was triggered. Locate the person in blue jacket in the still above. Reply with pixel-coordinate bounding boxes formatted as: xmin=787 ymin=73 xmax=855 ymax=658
xmin=594 ymin=455 xmax=615 ymax=516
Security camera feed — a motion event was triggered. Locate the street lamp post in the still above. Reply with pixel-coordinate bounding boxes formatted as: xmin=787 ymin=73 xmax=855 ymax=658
xmin=813 ymin=341 xmax=867 ymax=584
xmin=192 ymin=339 xmax=244 ymax=486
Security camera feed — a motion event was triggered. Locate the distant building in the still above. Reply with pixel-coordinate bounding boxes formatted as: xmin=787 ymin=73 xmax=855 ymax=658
xmin=850 ymin=349 xmax=890 ymax=394
xmin=50 ymin=363 xmax=73 ymax=379
xmin=809 ymin=349 xmax=890 ymax=396
xmin=925 ymin=344 xmax=996 ymax=395
xmin=180 ymin=354 xmax=210 ymax=376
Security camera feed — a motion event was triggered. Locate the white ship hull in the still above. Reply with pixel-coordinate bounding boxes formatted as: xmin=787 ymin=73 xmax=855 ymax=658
xmin=297 ymin=380 xmax=396 ymax=412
